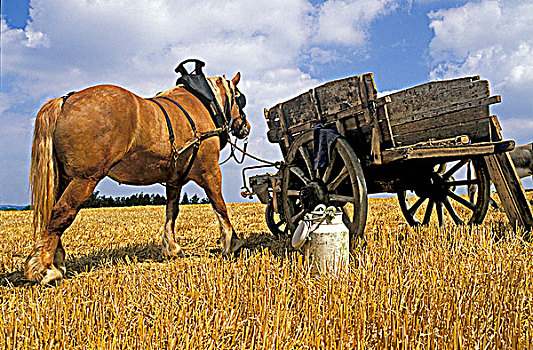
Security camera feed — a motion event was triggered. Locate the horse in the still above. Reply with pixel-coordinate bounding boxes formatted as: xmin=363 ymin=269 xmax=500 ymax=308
xmin=24 ymin=71 xmax=250 ymax=285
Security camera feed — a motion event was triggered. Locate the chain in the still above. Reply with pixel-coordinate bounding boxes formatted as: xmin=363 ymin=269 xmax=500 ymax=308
xmin=219 ymin=137 xmax=248 ymax=165
xmin=220 ymin=137 xmax=281 ymax=167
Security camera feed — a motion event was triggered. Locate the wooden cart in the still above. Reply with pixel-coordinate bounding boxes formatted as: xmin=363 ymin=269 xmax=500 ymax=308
xmin=246 ymin=74 xmax=533 ymax=249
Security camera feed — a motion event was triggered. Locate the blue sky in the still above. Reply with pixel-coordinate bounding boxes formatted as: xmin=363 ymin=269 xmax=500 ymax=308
xmin=1 ymin=0 xmax=533 ymax=205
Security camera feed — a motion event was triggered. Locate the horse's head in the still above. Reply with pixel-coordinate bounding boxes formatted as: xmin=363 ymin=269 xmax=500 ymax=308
xmin=209 ymin=73 xmax=250 ymax=139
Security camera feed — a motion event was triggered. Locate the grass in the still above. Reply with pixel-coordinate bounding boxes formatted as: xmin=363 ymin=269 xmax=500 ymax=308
xmin=1 ymin=199 xmax=532 ymax=349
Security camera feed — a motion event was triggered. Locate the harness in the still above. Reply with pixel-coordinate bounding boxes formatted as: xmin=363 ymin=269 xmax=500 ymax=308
xmin=147 ymin=59 xmax=246 ymax=186
xmin=61 ymin=60 xmax=246 ymax=188
xmin=147 ymin=95 xmax=224 ymax=186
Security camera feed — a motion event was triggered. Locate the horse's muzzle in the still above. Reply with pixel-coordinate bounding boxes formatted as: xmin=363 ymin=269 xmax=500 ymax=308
xmin=233 ymin=116 xmax=250 ymax=139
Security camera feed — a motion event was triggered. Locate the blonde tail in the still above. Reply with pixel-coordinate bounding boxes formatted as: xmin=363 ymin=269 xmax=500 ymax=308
xmin=30 ymin=98 xmax=63 ymax=236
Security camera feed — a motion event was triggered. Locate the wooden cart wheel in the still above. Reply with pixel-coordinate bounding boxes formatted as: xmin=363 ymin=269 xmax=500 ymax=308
xmin=397 ymin=157 xmax=490 ymax=227
xmin=281 ymin=132 xmax=368 ymax=248
xmin=265 ymin=201 xmax=287 ymax=238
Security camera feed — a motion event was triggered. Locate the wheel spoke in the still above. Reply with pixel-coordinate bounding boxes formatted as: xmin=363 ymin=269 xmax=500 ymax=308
xmin=467 ymin=160 xmax=473 ymax=181
xmin=329 ymin=194 xmax=354 ymax=203
xmin=398 ymin=159 xmax=491 ymax=227
xmin=443 ymin=160 xmax=468 ymax=180
xmin=435 ymin=163 xmax=447 ymax=174
xmin=447 ymin=190 xmax=475 ymax=211
xmin=447 ymin=179 xmax=477 ymax=187
xmin=341 ymin=206 xmax=353 ymax=231
xmin=436 ymin=201 xmax=444 ymax=227
xmin=289 ymin=166 xmax=310 ymax=185
xmin=327 ymin=168 xmax=348 ymax=191
xmin=291 ymin=209 xmax=306 ymax=224
xmin=422 ymin=200 xmax=434 ymax=225
xmin=286 ymin=190 xmax=300 ymax=197
xmin=298 ymin=146 xmax=315 ymax=180
xmin=407 ymin=197 xmax=426 ymax=216
xmin=443 ymin=198 xmax=463 ymax=225
xmin=322 ymin=150 xmax=337 ymax=183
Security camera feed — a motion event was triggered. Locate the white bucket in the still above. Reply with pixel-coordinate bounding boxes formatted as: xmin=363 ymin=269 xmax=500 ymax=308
xmin=292 ymin=206 xmax=349 ymax=275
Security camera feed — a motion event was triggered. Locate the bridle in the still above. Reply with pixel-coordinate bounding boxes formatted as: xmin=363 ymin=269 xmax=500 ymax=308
xmin=208 ymin=77 xmax=247 ymax=137
xmin=147 ymin=59 xmax=251 ymax=187
xmin=210 ymin=78 xmax=251 ymax=165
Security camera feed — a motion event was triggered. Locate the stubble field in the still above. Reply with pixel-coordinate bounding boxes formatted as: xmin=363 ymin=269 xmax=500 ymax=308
xmin=1 ymin=198 xmax=533 ymax=349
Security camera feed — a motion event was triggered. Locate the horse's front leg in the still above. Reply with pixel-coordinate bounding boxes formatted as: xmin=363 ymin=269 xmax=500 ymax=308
xmin=199 ymin=167 xmax=243 ymax=255
xmin=162 ymin=184 xmax=184 ymax=257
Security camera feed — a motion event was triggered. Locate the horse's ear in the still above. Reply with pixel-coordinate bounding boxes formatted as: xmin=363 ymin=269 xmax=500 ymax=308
xmin=231 ymin=72 xmax=241 ymax=86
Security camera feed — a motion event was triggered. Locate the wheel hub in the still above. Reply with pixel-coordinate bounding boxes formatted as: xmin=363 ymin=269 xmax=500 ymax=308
xmin=414 ymin=173 xmax=450 ymax=201
xmin=299 ymin=181 xmax=327 ymax=210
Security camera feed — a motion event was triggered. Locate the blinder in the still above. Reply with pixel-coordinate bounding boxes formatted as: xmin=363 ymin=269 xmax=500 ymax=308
xmin=236 ymin=93 xmax=246 ymax=110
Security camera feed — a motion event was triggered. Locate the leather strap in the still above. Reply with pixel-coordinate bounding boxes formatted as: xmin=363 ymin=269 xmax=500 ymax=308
xmin=148 ymin=98 xmax=176 ymax=146
xmin=158 ymin=96 xmax=197 ymax=135
xmin=148 ymin=96 xmax=224 ymax=186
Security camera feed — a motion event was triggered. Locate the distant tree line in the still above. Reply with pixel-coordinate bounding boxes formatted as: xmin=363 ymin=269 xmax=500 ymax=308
xmin=83 ymin=191 xmax=165 ymax=208
xmin=82 ymin=191 xmax=209 ymax=208
xmin=180 ymin=193 xmax=210 ymax=205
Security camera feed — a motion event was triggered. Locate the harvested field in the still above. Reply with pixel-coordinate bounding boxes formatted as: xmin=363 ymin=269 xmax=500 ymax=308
xmin=1 ymin=198 xmax=533 ymax=349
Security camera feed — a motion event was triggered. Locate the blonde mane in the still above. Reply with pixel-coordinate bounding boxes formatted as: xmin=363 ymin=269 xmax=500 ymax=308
xmin=154 ymin=86 xmax=179 ymax=97
xmin=207 ymin=76 xmax=233 ymax=110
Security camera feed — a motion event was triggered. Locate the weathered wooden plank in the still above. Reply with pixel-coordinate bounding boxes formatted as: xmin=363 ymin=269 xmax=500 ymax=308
xmin=490 ymin=115 xmax=503 ymax=141
xmin=394 ymin=118 xmax=491 ymax=146
xmin=383 ymin=77 xmax=489 ymax=121
xmin=388 ymin=95 xmax=499 ymax=128
xmin=266 ymin=73 xmax=376 ymax=130
xmin=381 ymin=100 xmax=396 ymax=147
xmin=382 ymin=140 xmax=514 ymax=164
xmin=392 ymin=106 xmax=489 ymax=136
xmin=277 ymin=105 xmax=293 ymax=152
xmin=484 ymin=153 xmax=533 ymax=232
xmin=265 ymin=73 xmax=500 ymax=159
xmin=281 ymin=92 xmax=319 ymax=127
xmin=316 ymin=75 xmax=369 ymax=116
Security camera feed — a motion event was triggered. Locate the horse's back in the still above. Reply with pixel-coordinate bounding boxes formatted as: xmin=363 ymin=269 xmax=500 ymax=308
xmin=53 ymin=85 xmax=143 ymax=178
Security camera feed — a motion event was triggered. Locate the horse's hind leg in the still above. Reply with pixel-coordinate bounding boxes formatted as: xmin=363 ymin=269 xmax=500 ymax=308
xmin=51 ymin=174 xmax=70 ymax=276
xmin=162 ymin=185 xmax=184 ymax=257
xmin=198 ymin=169 xmax=243 ymax=255
xmin=25 ymin=178 xmax=99 ymax=284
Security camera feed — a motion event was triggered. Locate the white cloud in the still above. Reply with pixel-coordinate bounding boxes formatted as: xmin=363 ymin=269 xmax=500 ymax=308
xmin=313 ymin=0 xmax=399 ymax=46
xmin=1 ymin=0 xmax=407 ymax=204
xmin=428 ymin=0 xmax=533 ymax=143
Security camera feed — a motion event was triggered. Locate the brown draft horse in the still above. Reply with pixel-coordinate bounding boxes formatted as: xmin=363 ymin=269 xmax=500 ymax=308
xmin=25 ymin=72 xmax=250 ymax=285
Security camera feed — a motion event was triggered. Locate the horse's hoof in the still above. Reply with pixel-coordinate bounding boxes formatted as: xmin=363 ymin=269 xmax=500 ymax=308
xmin=230 ymin=237 xmax=244 ymax=254
xmin=41 ymin=268 xmax=64 ymax=286
xmin=24 ymin=253 xmax=44 ymax=283
xmin=56 ymin=264 xmax=67 ymax=276
xmin=162 ymin=245 xmax=184 ymax=259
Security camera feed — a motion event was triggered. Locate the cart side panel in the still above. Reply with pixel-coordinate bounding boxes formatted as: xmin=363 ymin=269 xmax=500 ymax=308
xmin=380 ymin=77 xmax=499 ymax=146
xmin=264 ymin=73 xmax=377 ymax=151
xmin=278 ymin=73 xmax=376 ymax=128
xmin=385 ymin=77 xmax=488 ymax=119
xmin=393 ymin=106 xmax=492 ymax=145
xmin=316 ymin=74 xmax=377 ymax=117
xmin=281 ymin=92 xmax=319 ymax=127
